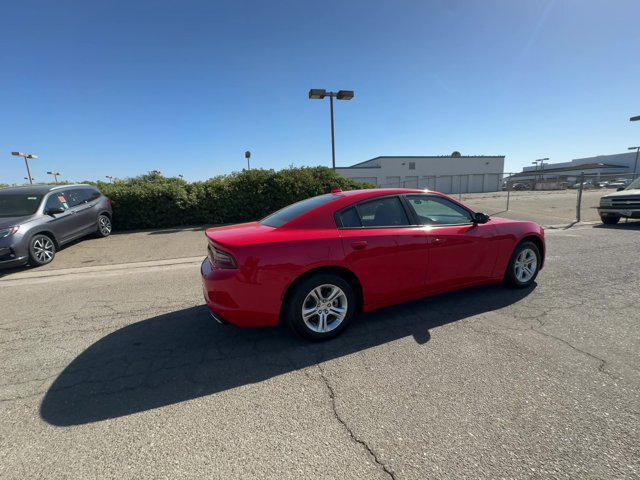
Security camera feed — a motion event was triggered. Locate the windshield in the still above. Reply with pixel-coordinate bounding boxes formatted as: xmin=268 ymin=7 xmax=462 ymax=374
xmin=260 ymin=194 xmax=338 ymax=227
xmin=0 ymin=193 xmax=44 ymax=217
xmin=625 ymin=177 xmax=640 ymax=190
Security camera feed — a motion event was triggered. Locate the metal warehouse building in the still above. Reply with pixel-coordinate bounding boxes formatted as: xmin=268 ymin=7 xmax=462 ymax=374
xmin=335 ymin=153 xmax=505 ymax=193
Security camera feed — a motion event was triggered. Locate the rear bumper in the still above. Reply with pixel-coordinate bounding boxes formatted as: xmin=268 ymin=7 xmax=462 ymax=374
xmin=200 ymin=257 xmax=280 ymax=327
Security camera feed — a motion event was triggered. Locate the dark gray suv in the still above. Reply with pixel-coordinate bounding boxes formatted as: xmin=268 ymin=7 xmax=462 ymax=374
xmin=0 ymin=184 xmax=113 ymax=268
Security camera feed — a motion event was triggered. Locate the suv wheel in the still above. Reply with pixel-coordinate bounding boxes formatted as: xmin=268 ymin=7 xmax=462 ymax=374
xmin=97 ymin=214 xmax=112 ymax=237
xmin=504 ymin=241 xmax=541 ymax=288
xmin=286 ymin=274 xmax=355 ymax=340
xmin=600 ymin=215 xmax=620 ymax=225
xmin=29 ymin=234 xmax=56 ymax=267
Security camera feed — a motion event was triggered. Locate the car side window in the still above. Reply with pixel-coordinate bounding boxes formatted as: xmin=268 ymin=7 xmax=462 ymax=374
xmin=65 ymin=188 xmax=95 ymax=207
xmin=406 ymin=195 xmax=472 ymax=225
xmin=354 ymin=196 xmax=410 ymax=227
xmin=44 ymin=194 xmax=69 ymax=212
xmin=337 ymin=207 xmax=362 ymax=228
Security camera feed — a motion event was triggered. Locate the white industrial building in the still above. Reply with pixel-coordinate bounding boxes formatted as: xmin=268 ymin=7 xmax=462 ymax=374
xmin=335 ymin=153 xmax=505 ymax=193
xmin=509 ymin=151 xmax=639 ymax=183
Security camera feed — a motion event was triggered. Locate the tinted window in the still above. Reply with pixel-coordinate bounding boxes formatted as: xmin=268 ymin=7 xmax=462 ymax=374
xmin=65 ymin=189 xmax=87 ymax=207
xmin=355 ymin=197 xmax=410 ymax=227
xmin=44 ymin=194 xmax=68 ymax=212
xmin=261 ymin=194 xmax=337 ymax=228
xmin=0 ymin=193 xmax=43 ymax=217
xmin=338 ymin=207 xmax=361 ymax=228
xmin=406 ymin=195 xmax=472 ymax=225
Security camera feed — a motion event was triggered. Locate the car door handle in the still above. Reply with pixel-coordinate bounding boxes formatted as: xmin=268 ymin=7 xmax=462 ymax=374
xmin=351 ymin=241 xmax=368 ymax=250
xmin=432 ymin=237 xmax=445 ymax=245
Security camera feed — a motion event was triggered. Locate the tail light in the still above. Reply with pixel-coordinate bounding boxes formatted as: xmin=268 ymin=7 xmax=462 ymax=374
xmin=208 ymin=245 xmax=237 ymax=269
xmin=107 ymin=198 xmax=113 ymax=205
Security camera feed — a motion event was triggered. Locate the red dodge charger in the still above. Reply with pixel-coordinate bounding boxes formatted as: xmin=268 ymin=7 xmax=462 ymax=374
xmin=201 ymin=188 xmax=544 ymax=340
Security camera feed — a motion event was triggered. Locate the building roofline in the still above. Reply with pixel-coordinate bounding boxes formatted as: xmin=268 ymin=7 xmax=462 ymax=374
xmin=338 ymin=155 xmax=506 ymax=169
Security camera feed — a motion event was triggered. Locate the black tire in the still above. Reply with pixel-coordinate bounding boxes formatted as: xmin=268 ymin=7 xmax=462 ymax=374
xmin=286 ymin=273 xmax=356 ymax=341
xmin=504 ymin=241 xmax=541 ymax=288
xmin=96 ymin=214 xmax=112 ymax=237
xmin=600 ymin=215 xmax=620 ymax=225
xmin=28 ymin=234 xmax=56 ymax=267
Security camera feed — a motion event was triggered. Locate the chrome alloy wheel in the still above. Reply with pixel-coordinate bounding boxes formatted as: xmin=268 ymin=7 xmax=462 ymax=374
xmin=301 ymin=284 xmax=348 ymax=333
xmin=33 ymin=237 xmax=54 ymax=263
xmin=99 ymin=216 xmax=112 ymax=236
xmin=514 ymin=247 xmax=537 ymax=283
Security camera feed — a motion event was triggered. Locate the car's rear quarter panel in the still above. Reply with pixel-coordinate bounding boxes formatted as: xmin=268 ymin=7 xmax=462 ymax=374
xmin=204 ymin=229 xmax=344 ymax=327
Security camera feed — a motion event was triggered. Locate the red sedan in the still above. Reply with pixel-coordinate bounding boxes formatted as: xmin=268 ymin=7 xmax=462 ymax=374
xmin=201 ymin=188 xmax=544 ymax=340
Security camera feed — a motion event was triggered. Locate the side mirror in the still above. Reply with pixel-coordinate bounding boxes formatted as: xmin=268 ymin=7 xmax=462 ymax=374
xmin=473 ymin=212 xmax=490 ymax=224
xmin=617 ymin=187 xmax=626 ymax=192
xmin=46 ymin=206 xmax=66 ymax=215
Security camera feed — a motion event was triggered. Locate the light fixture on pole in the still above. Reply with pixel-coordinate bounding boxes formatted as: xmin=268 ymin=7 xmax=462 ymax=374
xmin=308 ymin=89 xmax=355 ymax=169
xmin=630 ymin=115 xmax=640 ymax=122
xmin=46 ymin=171 xmax=62 ymax=184
xmin=629 ymin=146 xmax=640 ymax=176
xmin=245 ymin=151 xmax=251 ymax=170
xmin=11 ymin=152 xmax=38 ymax=185
xmin=105 ymin=175 xmax=114 ymax=183
xmin=23 ymin=176 xmax=34 ymax=183
xmin=531 ymin=157 xmax=549 ymax=187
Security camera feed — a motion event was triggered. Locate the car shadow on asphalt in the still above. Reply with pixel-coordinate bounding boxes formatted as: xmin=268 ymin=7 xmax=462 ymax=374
xmin=40 ymin=284 xmax=535 ymax=426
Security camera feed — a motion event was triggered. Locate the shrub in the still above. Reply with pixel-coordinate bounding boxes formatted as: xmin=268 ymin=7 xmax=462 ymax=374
xmin=96 ymin=167 xmax=372 ymax=230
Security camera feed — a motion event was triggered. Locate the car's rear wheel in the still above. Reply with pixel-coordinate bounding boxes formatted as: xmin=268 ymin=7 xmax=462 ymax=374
xmin=504 ymin=241 xmax=540 ymax=288
xmin=28 ymin=234 xmax=56 ymax=267
xmin=600 ymin=215 xmax=620 ymax=225
xmin=96 ymin=214 xmax=112 ymax=237
xmin=286 ymin=274 xmax=355 ymax=340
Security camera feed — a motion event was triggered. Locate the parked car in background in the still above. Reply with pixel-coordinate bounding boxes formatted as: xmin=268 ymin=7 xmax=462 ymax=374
xmin=511 ymin=183 xmax=529 ymax=191
xmin=598 ymin=177 xmax=640 ymax=224
xmin=201 ymin=188 xmax=545 ymax=340
xmin=0 ymin=185 xmax=113 ymax=268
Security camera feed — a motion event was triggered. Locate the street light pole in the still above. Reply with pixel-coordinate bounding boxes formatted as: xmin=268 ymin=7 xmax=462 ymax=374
xmin=245 ymin=151 xmax=251 ymax=170
xmin=12 ymin=152 xmax=38 ymax=185
xmin=329 ymin=95 xmax=336 ymax=170
xmin=106 ymin=175 xmax=114 ymax=183
xmin=308 ymin=89 xmax=354 ymax=170
xmin=629 ymin=146 xmax=640 ymax=177
xmin=47 ymin=171 xmax=61 ymax=184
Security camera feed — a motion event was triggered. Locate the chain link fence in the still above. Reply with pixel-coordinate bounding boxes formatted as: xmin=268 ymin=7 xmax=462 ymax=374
xmin=372 ymin=172 xmax=640 ymax=226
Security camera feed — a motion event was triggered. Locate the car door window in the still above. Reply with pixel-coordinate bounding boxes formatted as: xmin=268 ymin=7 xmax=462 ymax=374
xmin=65 ymin=189 xmax=93 ymax=207
xmin=45 ymin=193 xmax=69 ymax=212
xmin=355 ymin=197 xmax=410 ymax=227
xmin=406 ymin=195 xmax=472 ymax=225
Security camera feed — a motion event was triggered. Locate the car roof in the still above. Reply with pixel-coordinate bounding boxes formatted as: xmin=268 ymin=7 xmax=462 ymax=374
xmin=336 ymin=187 xmax=426 ymax=201
xmin=0 ymin=184 xmax=94 ymax=195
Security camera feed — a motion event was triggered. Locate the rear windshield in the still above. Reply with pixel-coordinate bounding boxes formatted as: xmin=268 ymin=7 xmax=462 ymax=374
xmin=0 ymin=193 xmax=43 ymax=217
xmin=260 ymin=194 xmax=337 ymax=228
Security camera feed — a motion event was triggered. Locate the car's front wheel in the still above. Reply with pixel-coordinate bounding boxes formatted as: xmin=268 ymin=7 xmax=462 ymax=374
xmin=286 ymin=273 xmax=355 ymax=340
xmin=600 ymin=215 xmax=620 ymax=225
xmin=96 ymin=214 xmax=112 ymax=237
xmin=28 ymin=234 xmax=56 ymax=267
xmin=504 ymin=241 xmax=541 ymax=288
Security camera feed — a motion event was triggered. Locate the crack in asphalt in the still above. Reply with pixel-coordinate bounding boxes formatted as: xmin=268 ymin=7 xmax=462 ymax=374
xmin=531 ymin=325 xmax=617 ymax=379
xmin=316 ymin=365 xmax=398 ymax=480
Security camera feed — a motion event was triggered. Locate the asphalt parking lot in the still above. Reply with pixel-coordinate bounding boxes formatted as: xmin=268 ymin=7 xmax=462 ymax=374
xmin=1 ymin=215 xmax=639 ymax=478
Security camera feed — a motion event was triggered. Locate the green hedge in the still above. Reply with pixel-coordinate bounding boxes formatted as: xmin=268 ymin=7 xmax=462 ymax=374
xmin=93 ymin=167 xmax=372 ymax=230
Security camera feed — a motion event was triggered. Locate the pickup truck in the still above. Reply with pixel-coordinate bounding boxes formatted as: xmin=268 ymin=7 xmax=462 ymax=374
xmin=597 ymin=177 xmax=640 ymax=224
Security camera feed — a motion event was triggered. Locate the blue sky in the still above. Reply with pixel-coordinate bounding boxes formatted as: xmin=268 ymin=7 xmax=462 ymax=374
xmin=1 ymin=0 xmax=639 ymax=183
